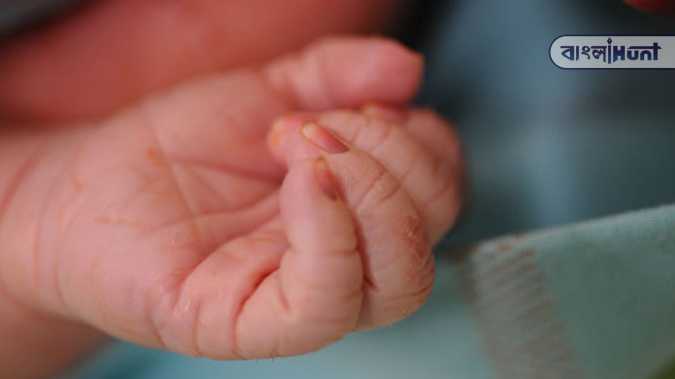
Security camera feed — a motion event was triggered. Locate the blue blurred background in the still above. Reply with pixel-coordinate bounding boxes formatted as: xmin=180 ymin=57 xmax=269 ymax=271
xmin=420 ymin=0 xmax=675 ymax=249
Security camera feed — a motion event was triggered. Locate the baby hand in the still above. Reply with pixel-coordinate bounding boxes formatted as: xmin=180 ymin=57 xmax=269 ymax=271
xmin=0 ymin=38 xmax=462 ymax=359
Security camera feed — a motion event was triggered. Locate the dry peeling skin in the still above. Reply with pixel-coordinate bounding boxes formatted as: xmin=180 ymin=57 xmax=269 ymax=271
xmin=0 ymin=37 xmax=463 ymax=362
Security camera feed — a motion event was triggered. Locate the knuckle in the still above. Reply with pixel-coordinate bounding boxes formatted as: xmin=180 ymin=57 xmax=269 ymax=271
xmin=397 ymin=239 xmax=435 ymax=317
xmin=399 ymin=214 xmax=430 ymax=266
xmin=280 ymin=308 xmax=356 ymax=355
xmin=289 ymin=285 xmax=361 ymax=326
xmin=424 ymin=156 xmax=463 ymax=224
xmin=412 ymin=109 xmax=462 ymax=148
xmin=368 ymin=274 xmax=434 ymax=328
xmin=368 ymin=117 xmax=398 ymax=149
xmin=365 ymin=219 xmax=434 ymax=327
xmin=403 ymin=273 xmax=435 ymax=316
xmin=427 ymin=159 xmax=459 ymax=207
xmin=358 ymin=168 xmax=402 ymax=212
xmin=393 ymin=260 xmax=435 ymax=322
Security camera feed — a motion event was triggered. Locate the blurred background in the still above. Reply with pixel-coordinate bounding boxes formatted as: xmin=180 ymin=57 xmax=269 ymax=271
xmin=3 ymin=0 xmax=675 ymax=378
xmin=413 ymin=0 xmax=675 ymax=250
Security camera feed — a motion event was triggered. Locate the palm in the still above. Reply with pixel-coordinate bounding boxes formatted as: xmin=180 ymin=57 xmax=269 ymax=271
xmin=56 ymin=72 xmax=295 ymax=352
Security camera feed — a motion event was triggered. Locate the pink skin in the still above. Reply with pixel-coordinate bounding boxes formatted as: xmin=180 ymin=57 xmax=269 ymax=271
xmin=0 ymin=38 xmax=463 ymax=362
xmin=2 ymin=0 xmax=664 ymax=123
xmin=0 ymin=0 xmax=399 ymax=122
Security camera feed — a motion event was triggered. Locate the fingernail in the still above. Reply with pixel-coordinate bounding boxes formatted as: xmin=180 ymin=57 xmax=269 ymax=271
xmin=301 ymin=122 xmax=349 ymax=154
xmin=269 ymin=114 xmax=314 ymax=147
xmin=362 ymin=103 xmax=408 ymax=123
xmin=314 ymin=158 xmax=340 ymax=201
